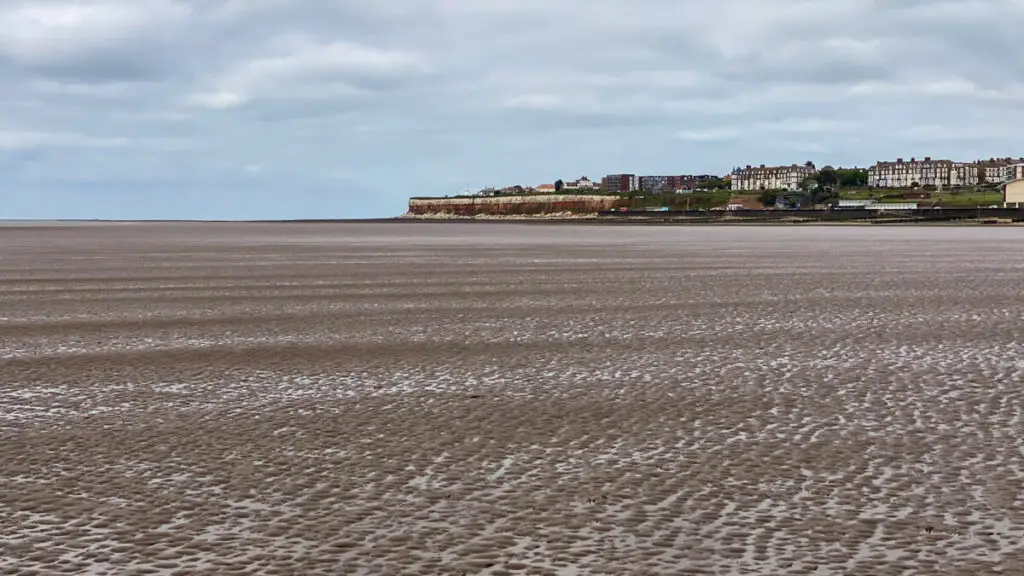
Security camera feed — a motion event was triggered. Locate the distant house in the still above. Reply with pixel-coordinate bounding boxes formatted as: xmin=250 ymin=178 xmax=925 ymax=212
xmin=640 ymin=174 xmax=717 ymax=194
xmin=835 ymin=199 xmax=918 ymax=211
xmin=775 ymin=192 xmax=813 ymax=209
xmin=835 ymin=199 xmax=875 ymax=209
xmin=1004 ymin=179 xmax=1024 ymax=208
xmin=535 ymin=184 xmax=557 ymax=193
xmin=563 ymin=176 xmax=596 ymax=190
xmin=725 ymin=197 xmax=764 ymax=211
xmin=602 ymin=174 xmax=638 ymax=193
xmin=975 ymin=157 xmax=1024 ymax=183
xmin=871 ymin=202 xmax=918 ymax=211
xmin=731 ymin=163 xmax=816 ymax=191
xmin=868 ymin=157 xmax=976 ymax=188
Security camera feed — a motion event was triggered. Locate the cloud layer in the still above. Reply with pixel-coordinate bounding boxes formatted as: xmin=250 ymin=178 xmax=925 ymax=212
xmin=2 ymin=0 xmax=1023 ymax=218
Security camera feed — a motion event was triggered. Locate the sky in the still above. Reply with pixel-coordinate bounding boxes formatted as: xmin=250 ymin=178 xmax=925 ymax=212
xmin=2 ymin=0 xmax=1023 ymax=219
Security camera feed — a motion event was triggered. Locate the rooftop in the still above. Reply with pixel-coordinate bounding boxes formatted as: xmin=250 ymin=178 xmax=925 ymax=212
xmin=735 ymin=163 xmax=815 ymax=174
xmin=872 ymin=157 xmax=950 ymax=167
xmin=975 ymin=157 xmax=1024 ymax=167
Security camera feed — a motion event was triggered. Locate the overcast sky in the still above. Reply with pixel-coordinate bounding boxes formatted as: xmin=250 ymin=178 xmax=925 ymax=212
xmin=2 ymin=0 xmax=1023 ymax=219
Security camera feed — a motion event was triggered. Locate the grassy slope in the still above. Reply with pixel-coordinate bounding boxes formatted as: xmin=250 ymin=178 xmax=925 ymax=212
xmin=839 ymin=188 xmax=1003 ymax=207
xmin=616 ymin=187 xmax=1005 ymax=210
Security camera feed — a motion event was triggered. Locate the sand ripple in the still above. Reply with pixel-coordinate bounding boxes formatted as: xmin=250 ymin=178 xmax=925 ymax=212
xmin=2 ymin=222 xmax=1024 ymax=575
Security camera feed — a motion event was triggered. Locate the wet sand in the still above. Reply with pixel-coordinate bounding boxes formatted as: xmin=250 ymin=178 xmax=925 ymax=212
xmin=3 ymin=222 xmax=1024 ymax=575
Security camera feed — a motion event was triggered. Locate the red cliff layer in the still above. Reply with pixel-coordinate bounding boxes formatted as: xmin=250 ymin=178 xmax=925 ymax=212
xmin=408 ymin=195 xmax=621 ymax=216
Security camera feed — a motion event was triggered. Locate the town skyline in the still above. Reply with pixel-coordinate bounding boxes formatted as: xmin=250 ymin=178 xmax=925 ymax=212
xmin=470 ymin=155 xmax=1024 ymax=196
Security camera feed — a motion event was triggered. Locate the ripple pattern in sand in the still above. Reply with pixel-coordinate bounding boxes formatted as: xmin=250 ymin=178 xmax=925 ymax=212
xmin=2 ymin=222 xmax=1024 ymax=575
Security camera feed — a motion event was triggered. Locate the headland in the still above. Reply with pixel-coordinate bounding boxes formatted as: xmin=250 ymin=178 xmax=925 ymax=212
xmin=403 ymin=194 xmax=1024 ymax=224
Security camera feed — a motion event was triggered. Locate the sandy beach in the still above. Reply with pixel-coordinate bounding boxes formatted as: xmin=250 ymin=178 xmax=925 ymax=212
xmin=2 ymin=222 xmax=1024 ymax=575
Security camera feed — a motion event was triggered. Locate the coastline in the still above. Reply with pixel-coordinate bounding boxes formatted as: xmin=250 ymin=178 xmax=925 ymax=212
xmin=394 ymin=211 xmax=1023 ymax=226
xmin=2 ymin=213 xmax=1021 ymax=226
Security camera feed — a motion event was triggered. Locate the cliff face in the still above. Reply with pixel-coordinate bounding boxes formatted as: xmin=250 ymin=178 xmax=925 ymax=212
xmin=408 ymin=195 xmax=621 ymax=216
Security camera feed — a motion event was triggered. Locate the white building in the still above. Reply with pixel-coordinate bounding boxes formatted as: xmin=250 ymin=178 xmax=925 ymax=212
xmin=731 ymin=163 xmax=816 ymax=191
xmin=870 ymin=202 xmax=918 ymax=211
xmin=868 ymin=157 xmax=977 ymax=188
xmin=563 ymin=176 xmax=597 ymax=190
xmin=978 ymin=160 xmax=1008 ymax=183
xmin=835 ymin=199 xmax=874 ymax=209
xmin=834 ymin=199 xmax=918 ymax=211
xmin=1004 ymin=179 xmax=1024 ymax=208
xmin=975 ymin=158 xmax=1024 ymax=183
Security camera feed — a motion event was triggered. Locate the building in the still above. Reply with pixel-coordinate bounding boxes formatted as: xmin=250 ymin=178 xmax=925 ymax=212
xmin=836 ymin=199 xmax=918 ymax=211
xmin=870 ymin=202 xmax=918 ymax=211
xmin=731 ymin=163 xmax=816 ymax=191
xmin=868 ymin=157 xmax=977 ymax=188
xmin=639 ymin=175 xmax=715 ymax=193
xmin=835 ymin=199 xmax=874 ymax=209
xmin=725 ymin=196 xmax=764 ymax=211
xmin=601 ymin=174 xmax=638 ymax=194
xmin=1009 ymin=164 xmax=1024 ymax=181
xmin=686 ymin=175 xmax=718 ymax=190
xmin=638 ymin=175 xmax=670 ymax=193
xmin=976 ymin=158 xmax=1012 ymax=183
xmin=563 ymin=176 xmax=597 ymax=190
xmin=978 ymin=161 xmax=1002 ymax=183
xmin=974 ymin=157 xmax=1024 ymax=183
xmin=1004 ymin=179 xmax=1024 ymax=208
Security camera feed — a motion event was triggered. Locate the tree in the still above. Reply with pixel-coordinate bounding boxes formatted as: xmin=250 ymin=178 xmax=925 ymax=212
xmin=813 ymin=186 xmax=839 ymax=205
xmin=817 ymin=166 xmax=839 ymax=189
xmin=702 ymin=177 xmax=729 ymax=190
xmin=911 ymin=181 xmax=920 ymax=189
xmin=759 ymin=189 xmax=778 ymax=208
xmin=836 ymin=168 xmax=868 ymax=188
xmin=554 ymin=179 xmax=564 ymax=192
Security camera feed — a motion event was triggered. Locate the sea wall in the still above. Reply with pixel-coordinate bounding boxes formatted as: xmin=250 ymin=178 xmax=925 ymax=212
xmin=408 ymin=195 xmax=621 ymax=216
xmin=596 ymin=207 xmax=1024 ymax=222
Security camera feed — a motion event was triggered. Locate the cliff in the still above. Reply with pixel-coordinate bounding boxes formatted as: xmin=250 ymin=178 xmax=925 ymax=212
xmin=407 ymin=195 xmax=622 ymax=216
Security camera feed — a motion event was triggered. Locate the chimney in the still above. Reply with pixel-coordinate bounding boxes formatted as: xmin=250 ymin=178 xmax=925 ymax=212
xmin=897 ymin=158 xmax=903 ymax=163
xmin=924 ymin=156 xmax=931 ymax=161
xmin=760 ymin=164 xmax=765 ymax=168
xmin=910 ymin=157 xmax=916 ymax=162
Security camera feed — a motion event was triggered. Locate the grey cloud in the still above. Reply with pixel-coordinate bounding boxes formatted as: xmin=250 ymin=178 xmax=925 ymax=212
xmin=2 ymin=0 xmax=1024 ymax=219
xmin=0 ymin=0 xmax=193 ymax=82
xmin=235 ymin=99 xmax=367 ymax=124
xmin=21 ymin=52 xmax=176 ymax=83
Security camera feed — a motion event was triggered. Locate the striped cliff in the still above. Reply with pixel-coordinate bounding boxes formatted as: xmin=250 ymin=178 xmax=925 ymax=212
xmin=407 ymin=195 xmax=622 ymax=216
